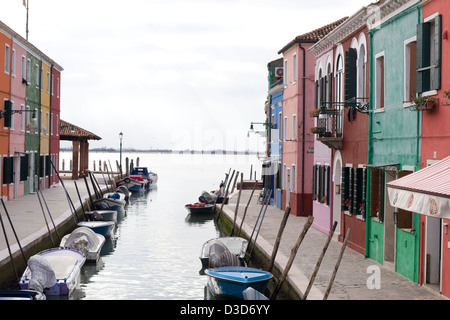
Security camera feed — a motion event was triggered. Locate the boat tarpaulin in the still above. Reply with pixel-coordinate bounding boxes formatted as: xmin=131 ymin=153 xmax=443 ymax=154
xmin=387 ymin=156 xmax=450 ymax=218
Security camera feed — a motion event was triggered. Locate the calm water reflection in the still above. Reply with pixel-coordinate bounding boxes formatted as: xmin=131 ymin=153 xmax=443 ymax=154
xmin=67 ymin=152 xmax=260 ymax=300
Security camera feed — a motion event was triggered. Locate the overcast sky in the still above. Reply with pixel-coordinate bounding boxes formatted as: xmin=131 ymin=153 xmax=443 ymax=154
xmin=1 ymin=0 xmax=368 ymax=151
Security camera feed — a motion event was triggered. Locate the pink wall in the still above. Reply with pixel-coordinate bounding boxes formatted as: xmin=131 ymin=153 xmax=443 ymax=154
xmin=281 ymin=42 xmax=315 ymax=216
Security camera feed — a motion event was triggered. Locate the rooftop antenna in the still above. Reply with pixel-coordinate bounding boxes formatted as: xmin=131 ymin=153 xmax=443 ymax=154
xmin=23 ymin=0 xmax=29 ymax=40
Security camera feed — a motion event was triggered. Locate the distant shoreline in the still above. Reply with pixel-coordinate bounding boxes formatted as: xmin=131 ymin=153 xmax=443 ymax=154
xmin=60 ymin=148 xmax=261 ymax=155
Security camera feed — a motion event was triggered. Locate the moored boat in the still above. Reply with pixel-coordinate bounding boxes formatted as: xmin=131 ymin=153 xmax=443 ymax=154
xmin=84 ymin=210 xmax=118 ymax=223
xmin=19 ymin=248 xmax=86 ymax=296
xmin=185 ymin=203 xmax=215 ymax=215
xmin=130 ymin=167 xmax=158 ymax=190
xmin=92 ymin=193 xmax=126 ymax=211
xmin=77 ymin=220 xmax=115 ymax=238
xmin=117 ymin=176 xmax=145 ymax=193
xmin=60 ymin=226 xmax=106 ymax=262
xmin=204 ymin=266 xmax=273 ymax=299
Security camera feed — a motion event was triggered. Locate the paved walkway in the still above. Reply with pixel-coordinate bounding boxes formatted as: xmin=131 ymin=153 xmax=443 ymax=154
xmin=0 ymin=173 xmax=110 ymax=276
xmin=221 ymin=190 xmax=445 ymax=300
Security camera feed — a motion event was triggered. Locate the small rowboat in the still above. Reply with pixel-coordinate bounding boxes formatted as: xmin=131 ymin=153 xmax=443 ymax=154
xmin=60 ymin=227 xmax=106 ymax=262
xmin=205 ymin=266 xmax=272 ymax=299
xmin=185 ymin=203 xmax=215 ymax=215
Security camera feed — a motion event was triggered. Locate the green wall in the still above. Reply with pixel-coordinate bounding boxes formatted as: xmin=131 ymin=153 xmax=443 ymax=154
xmin=367 ymin=3 xmax=421 ymax=282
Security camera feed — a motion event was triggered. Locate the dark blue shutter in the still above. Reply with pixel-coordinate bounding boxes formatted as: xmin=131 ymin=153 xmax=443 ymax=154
xmin=345 ymin=48 xmax=357 ymax=101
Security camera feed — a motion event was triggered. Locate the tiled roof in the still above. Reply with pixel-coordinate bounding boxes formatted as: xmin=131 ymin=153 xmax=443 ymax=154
xmin=278 ymin=17 xmax=348 ymax=53
xmin=60 ymin=119 xmax=101 ymax=141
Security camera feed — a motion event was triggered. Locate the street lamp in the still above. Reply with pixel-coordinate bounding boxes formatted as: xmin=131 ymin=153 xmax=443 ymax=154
xmin=119 ymin=132 xmax=123 ymax=171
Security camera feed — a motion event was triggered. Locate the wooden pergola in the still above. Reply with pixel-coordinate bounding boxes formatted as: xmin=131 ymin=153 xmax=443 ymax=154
xmin=60 ymin=119 xmax=101 ymax=180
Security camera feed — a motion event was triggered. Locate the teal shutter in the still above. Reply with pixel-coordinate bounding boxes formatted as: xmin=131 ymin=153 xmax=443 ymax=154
xmin=416 ymin=22 xmax=431 ymax=93
xmin=345 ymin=48 xmax=357 ymax=101
xmin=433 ymin=14 xmax=442 ymax=90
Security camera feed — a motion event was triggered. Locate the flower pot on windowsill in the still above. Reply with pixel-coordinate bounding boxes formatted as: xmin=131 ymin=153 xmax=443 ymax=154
xmin=411 ymin=97 xmax=438 ymax=111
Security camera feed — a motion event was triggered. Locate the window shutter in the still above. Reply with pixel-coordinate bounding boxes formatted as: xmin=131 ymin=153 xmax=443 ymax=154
xmin=433 ymin=14 xmax=442 ymax=90
xmin=312 ymin=164 xmax=317 ymax=200
xmin=3 ymin=157 xmax=13 ymax=184
xmin=362 ymin=168 xmax=367 ymax=218
xmin=39 ymin=155 xmax=44 ymax=178
xmin=327 ymin=73 xmax=333 ymax=103
xmin=315 ymin=80 xmax=319 ymax=109
xmin=20 ymin=155 xmax=28 ymax=182
xmin=326 ymin=166 xmax=330 ymax=205
xmin=342 ymin=167 xmax=350 ymax=211
xmin=320 ymin=77 xmax=326 ymax=106
xmin=3 ymin=100 xmax=12 ymax=128
xmin=345 ymin=48 xmax=357 ymax=101
xmin=319 ymin=165 xmax=324 ymax=203
xmin=416 ymin=22 xmax=431 ymax=93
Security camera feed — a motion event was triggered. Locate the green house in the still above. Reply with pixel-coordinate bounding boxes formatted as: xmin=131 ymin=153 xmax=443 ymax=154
xmin=366 ymin=0 xmax=422 ymax=282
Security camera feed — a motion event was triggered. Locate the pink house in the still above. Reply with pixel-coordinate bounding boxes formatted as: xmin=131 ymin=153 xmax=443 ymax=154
xmin=277 ymin=18 xmax=347 ymax=216
xmin=8 ymin=35 xmax=27 ymax=199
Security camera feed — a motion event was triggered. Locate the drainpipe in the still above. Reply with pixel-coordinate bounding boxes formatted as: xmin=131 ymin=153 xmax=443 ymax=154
xmin=366 ymin=29 xmax=374 ymax=258
xmin=299 ymin=43 xmax=306 ymax=216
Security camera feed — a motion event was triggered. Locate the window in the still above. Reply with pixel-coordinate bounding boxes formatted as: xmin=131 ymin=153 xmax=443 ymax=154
xmin=345 ymin=48 xmax=357 ymax=101
xmin=369 ymin=168 xmax=383 ymax=220
xmin=292 ymin=53 xmax=297 ymax=83
xmin=284 ymin=117 xmax=287 ymax=142
xmin=417 ymin=14 xmax=441 ymax=93
xmin=40 ymin=68 xmax=43 ymax=91
xmin=292 ymin=114 xmax=296 ymax=141
xmin=57 ymin=78 xmax=60 ymax=98
xmin=45 ymin=112 xmax=49 ymax=135
xmin=284 ymin=59 xmax=288 ymax=87
xmin=56 ymin=115 xmax=59 ymax=136
xmin=51 ymin=74 xmax=54 ymax=95
xmin=20 ymin=104 xmax=25 ymax=131
xmin=11 ymin=49 xmax=15 ymax=76
xmin=47 ymin=71 xmax=50 ymax=93
xmin=21 ymin=56 xmax=26 ymax=81
xmin=404 ymin=38 xmax=417 ymax=102
xmin=336 ymin=53 xmax=344 ymax=134
xmin=26 ymin=59 xmax=31 ymax=83
xmin=358 ymin=44 xmax=366 ymax=99
xmin=4 ymin=44 xmax=10 ymax=74
xmin=342 ymin=166 xmax=367 ymax=216
xmin=291 ymin=165 xmax=295 ymax=192
xmin=35 ymin=64 xmax=39 ymax=88
xmin=313 ymin=164 xmax=330 ymax=205
xmin=25 ymin=105 xmax=30 ymax=132
xmin=278 ymin=112 xmax=282 ymax=141
xmin=375 ymin=52 xmax=385 ymax=109
xmin=283 ymin=164 xmax=286 ymax=189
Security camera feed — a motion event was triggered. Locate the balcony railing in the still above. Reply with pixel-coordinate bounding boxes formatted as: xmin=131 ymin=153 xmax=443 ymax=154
xmin=310 ymin=98 xmax=369 ymax=150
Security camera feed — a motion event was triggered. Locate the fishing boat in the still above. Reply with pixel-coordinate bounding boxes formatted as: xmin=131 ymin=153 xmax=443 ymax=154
xmin=77 ymin=220 xmax=115 ymax=238
xmin=84 ymin=210 xmax=118 ymax=223
xmin=200 ymin=237 xmax=248 ymax=268
xmin=0 ymin=290 xmax=46 ymax=300
xmin=19 ymin=248 xmax=86 ymax=296
xmin=204 ymin=266 xmax=273 ymax=299
xmin=60 ymin=227 xmax=106 ymax=262
xmin=185 ymin=203 xmax=215 ymax=215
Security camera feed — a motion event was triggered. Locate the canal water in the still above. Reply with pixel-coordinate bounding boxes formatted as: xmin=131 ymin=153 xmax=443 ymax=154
xmin=60 ymin=151 xmax=261 ymax=300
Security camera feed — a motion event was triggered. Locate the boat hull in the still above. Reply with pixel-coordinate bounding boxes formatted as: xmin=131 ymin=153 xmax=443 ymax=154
xmin=185 ymin=204 xmax=215 ymax=215
xmin=77 ymin=221 xmax=115 ymax=238
xmin=205 ymin=266 xmax=272 ymax=299
xmin=200 ymin=237 xmax=248 ymax=269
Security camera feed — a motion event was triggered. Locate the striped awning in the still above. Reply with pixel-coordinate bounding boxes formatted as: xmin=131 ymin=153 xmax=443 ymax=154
xmin=387 ymin=156 xmax=450 ymax=219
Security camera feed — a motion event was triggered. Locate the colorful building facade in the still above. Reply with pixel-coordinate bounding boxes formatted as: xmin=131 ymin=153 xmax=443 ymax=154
xmin=0 ymin=21 xmax=62 ymax=200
